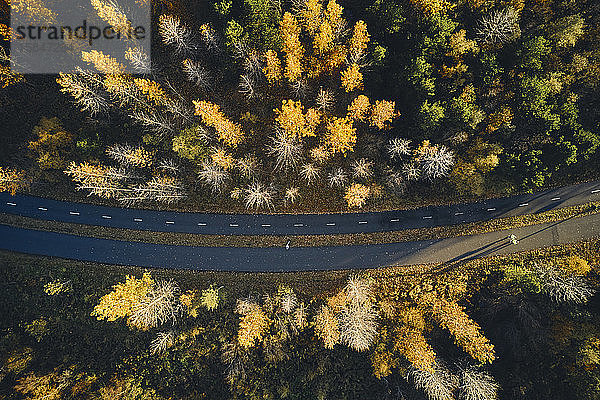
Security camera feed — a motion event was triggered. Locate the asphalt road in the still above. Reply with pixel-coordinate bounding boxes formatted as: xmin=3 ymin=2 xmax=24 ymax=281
xmin=1 ymin=212 xmax=599 ymax=271
xmin=1 ymin=181 xmax=599 ymax=235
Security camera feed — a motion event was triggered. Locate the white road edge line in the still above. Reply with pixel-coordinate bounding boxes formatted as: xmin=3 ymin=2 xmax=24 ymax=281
xmin=487 ymin=208 xmax=496 ymax=211
xmin=358 ymin=221 xmax=368 ymax=224
xmin=166 ymin=221 xmax=175 ymax=224
xmin=38 ymin=207 xmax=47 ymax=211
xmin=197 ymin=222 xmax=207 ymax=226
xmin=101 ymin=215 xmax=111 ymax=219
xmin=134 ymin=218 xmax=143 ymax=222
xmin=592 ymin=189 xmax=600 ymax=194
xmin=551 ymin=197 xmax=561 ymax=201
xmin=326 ymin=223 xmax=336 ymax=226
xmin=423 ymin=216 xmax=433 ymax=219
xmin=390 ymin=219 xmax=399 ymax=222
xmin=69 ymin=211 xmax=80 ymax=215
xmin=6 ymin=202 xmax=16 ymax=206
xmin=519 ymin=203 xmax=529 ymax=207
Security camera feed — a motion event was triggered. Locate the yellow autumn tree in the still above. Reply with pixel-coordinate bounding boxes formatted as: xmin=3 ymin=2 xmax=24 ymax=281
xmin=314 ymin=20 xmax=334 ymax=53
xmin=0 ymin=166 xmax=29 ymax=195
xmin=394 ymin=307 xmax=437 ymax=372
xmin=301 ymin=0 xmax=322 ymax=35
xmin=347 ymin=95 xmax=371 ymax=121
xmin=133 ymin=78 xmax=169 ymax=106
xmin=409 ymin=0 xmax=455 ymax=15
xmin=344 ymin=183 xmax=370 ymax=208
xmin=341 ymin=63 xmax=363 ymax=92
xmin=0 ymin=65 xmax=24 ymax=89
xmin=193 ymin=100 xmax=245 ymax=147
xmin=314 ymin=304 xmax=340 ymax=349
xmin=280 ymin=12 xmax=304 ymax=82
xmin=423 ymin=293 xmax=495 ymax=364
xmin=349 ymin=20 xmax=370 ymax=56
xmin=211 ymin=147 xmax=235 ymax=170
xmin=91 ymin=273 xmax=154 ymax=325
xmin=28 ymin=117 xmax=74 ymax=170
xmin=81 ymin=50 xmax=126 ymax=74
xmin=238 ymin=306 xmax=271 ymax=348
xmin=91 ymin=0 xmax=132 ymax=34
xmin=325 ymin=117 xmax=357 ymax=155
xmin=263 ymin=50 xmax=282 ymax=84
xmin=274 ymin=99 xmax=315 ymax=139
xmin=369 ymin=100 xmax=397 ymax=129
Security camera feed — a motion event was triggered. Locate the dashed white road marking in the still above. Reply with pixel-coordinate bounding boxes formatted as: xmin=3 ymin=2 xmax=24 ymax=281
xmin=229 ymin=223 xmax=239 ymax=227
xmin=197 ymin=222 xmax=207 ymax=226
xmin=166 ymin=221 xmax=175 ymax=225
xmin=69 ymin=211 xmax=80 ymax=215
xmin=551 ymin=197 xmax=561 ymax=201
xmin=423 ymin=216 xmax=433 ymax=219
xmin=6 ymin=202 xmax=16 ymax=206
xmin=293 ymin=223 xmax=304 ymax=227
xmin=261 ymin=224 xmax=271 ymax=227
xmin=390 ymin=219 xmax=399 ymax=222
xmin=358 ymin=221 xmax=368 ymax=224
xmin=134 ymin=218 xmax=143 ymax=222
xmin=487 ymin=208 xmax=496 ymax=211
xmin=592 ymin=189 xmax=600 ymax=194
xmin=519 ymin=203 xmax=529 ymax=207
xmin=326 ymin=222 xmax=336 ymax=226
xmin=38 ymin=207 xmax=47 ymax=211
xmin=454 ymin=212 xmax=464 ymax=216
xmin=101 ymin=215 xmax=111 ymax=219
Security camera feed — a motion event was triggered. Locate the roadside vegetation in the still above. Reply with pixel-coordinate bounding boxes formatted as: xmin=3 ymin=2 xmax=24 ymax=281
xmin=1 ymin=0 xmax=600 ymax=212
xmin=0 ymin=239 xmax=599 ymax=399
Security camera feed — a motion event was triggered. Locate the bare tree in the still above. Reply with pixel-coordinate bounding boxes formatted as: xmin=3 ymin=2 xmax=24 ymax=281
xmin=410 ymin=363 xmax=459 ymax=400
xmin=158 ymin=15 xmax=193 ymax=53
xmin=125 ymin=47 xmax=152 ymax=74
xmin=244 ymin=181 xmax=275 ymax=210
xmin=130 ymin=110 xmax=177 ymax=136
xmin=328 ymin=168 xmax=347 ymax=188
xmin=290 ymin=79 xmax=310 ymax=99
xmin=239 ymin=74 xmax=257 ymax=100
xmin=284 ymin=187 xmax=300 ymax=205
xmin=236 ymin=155 xmax=260 ymax=179
xmin=385 ymin=171 xmax=406 ymax=196
xmin=222 ymin=342 xmax=249 ymax=383
xmin=269 ymin=130 xmax=303 ymax=171
xmin=122 ymin=176 xmax=186 ymax=205
xmin=150 ymin=331 xmax=175 ymax=354
xmin=243 ymin=50 xmax=263 ymax=79
xmin=402 ymin=162 xmax=421 ymax=181
xmin=534 ymin=263 xmax=596 ymax=304
xmin=198 ymin=161 xmax=229 ymax=193
xmin=351 ymin=158 xmax=374 ymax=179
xmin=57 ymin=69 xmax=108 ymax=116
xmin=157 ymin=159 xmax=180 ymax=175
xmin=130 ymin=280 xmax=180 ymax=330
xmin=182 ymin=59 xmax=212 ymax=89
xmin=387 ymin=138 xmax=412 ymax=159
xmin=420 ymin=146 xmax=455 ymax=180
xmin=300 ymin=163 xmax=320 ymax=185
xmin=476 ymin=8 xmax=520 ymax=45
xmin=316 ymin=87 xmax=335 ymax=112
xmin=458 ymin=366 xmax=500 ymax=400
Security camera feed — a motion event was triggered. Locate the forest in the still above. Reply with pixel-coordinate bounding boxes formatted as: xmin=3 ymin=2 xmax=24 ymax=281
xmin=1 ymin=0 xmax=599 ymax=212
xmin=0 ymin=240 xmax=599 ymax=399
